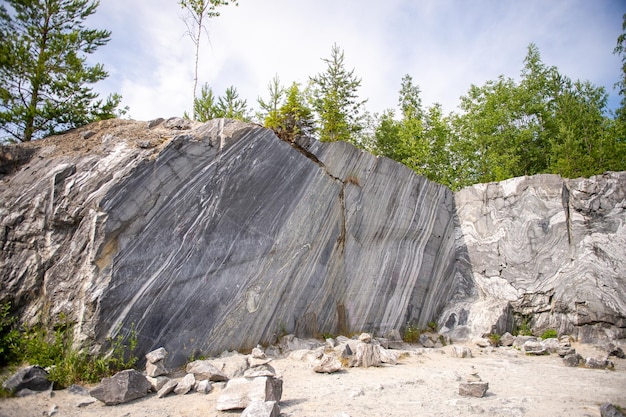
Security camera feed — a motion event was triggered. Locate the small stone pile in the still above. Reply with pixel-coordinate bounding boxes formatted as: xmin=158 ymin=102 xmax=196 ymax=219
xmin=471 ymin=333 xmax=618 ymax=370
xmin=85 ymin=346 xmax=283 ymax=416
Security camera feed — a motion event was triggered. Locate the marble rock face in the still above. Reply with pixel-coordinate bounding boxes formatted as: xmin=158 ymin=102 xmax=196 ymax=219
xmin=441 ymin=172 xmax=626 ymax=342
xmin=0 ymin=118 xmax=461 ymax=366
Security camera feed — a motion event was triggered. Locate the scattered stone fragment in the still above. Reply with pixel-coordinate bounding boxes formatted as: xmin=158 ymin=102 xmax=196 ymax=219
xmin=146 ymin=376 xmax=170 ymax=392
xmin=45 ymin=404 xmax=58 ymax=416
xmin=174 ymin=373 xmax=195 ymax=395
xmin=314 ymin=355 xmax=343 ymax=374
xmin=147 ymin=117 xmax=165 ymax=128
xmin=523 ymin=341 xmax=547 ymax=355
xmin=251 ymin=346 xmax=266 ymax=359
xmin=195 ymin=380 xmax=212 ymax=394
xmin=90 ymin=369 xmax=151 ymax=405
xmin=605 ymin=342 xmax=626 ymax=359
xmin=541 ymin=338 xmax=560 ymax=353
xmin=137 ymin=140 xmax=153 ymax=149
xmin=419 ymin=334 xmax=435 ymax=348
xmin=146 ymin=360 xmax=168 ymax=378
xmin=156 ymin=378 xmax=179 ymax=399
xmin=241 ymin=400 xmax=280 ymax=417
xmin=349 ymin=341 xmax=382 ymax=368
xmin=359 ymin=333 xmax=372 ymax=343
xmin=2 ymin=366 xmax=51 ymax=394
xmin=512 ymin=336 xmax=537 ymax=350
xmin=557 ymin=346 xmax=576 ymax=357
xmin=325 ymin=338 xmax=337 ymax=350
xmin=164 ymin=117 xmax=192 ymax=130
xmin=474 ymin=338 xmax=490 ymax=348
xmin=563 ymin=353 xmax=583 ymax=367
xmin=216 ymin=376 xmax=283 ymax=411
xmin=146 ymin=347 xmax=167 ymax=363
xmin=600 ymin=402 xmax=626 ymax=417
xmin=451 ymin=345 xmax=473 ymax=358
xmin=81 ymin=130 xmax=96 ymax=140
xmin=585 ymin=357 xmax=614 ymax=369
xmin=377 ymin=345 xmax=399 ymax=365
xmin=186 ymin=360 xmax=229 ymax=381
xmin=209 ymin=353 xmax=250 ymax=379
xmin=499 ymin=332 xmax=515 ymax=347
xmin=459 ymin=381 xmax=489 ymax=398
xmin=76 ymin=397 xmax=97 ymax=408
xmin=67 ymin=384 xmax=90 ymax=396
xmin=248 ymin=355 xmax=272 ymax=367
xmin=244 ymin=364 xmax=277 ymax=378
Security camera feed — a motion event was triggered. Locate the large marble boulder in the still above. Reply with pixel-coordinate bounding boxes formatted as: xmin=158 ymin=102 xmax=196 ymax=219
xmin=0 ymin=118 xmax=461 ymax=366
xmin=441 ymin=172 xmax=626 ymax=342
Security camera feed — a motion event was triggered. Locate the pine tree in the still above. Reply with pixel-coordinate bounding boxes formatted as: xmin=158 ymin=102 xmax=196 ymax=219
xmin=0 ymin=0 xmax=120 ymax=142
xmin=310 ymin=44 xmax=367 ymax=143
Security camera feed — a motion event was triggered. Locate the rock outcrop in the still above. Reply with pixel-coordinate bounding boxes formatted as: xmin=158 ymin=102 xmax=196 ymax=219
xmin=441 ymin=172 xmax=626 ymax=343
xmin=0 ymin=118 xmax=460 ymax=366
xmin=1 ymin=117 xmax=624 ymax=366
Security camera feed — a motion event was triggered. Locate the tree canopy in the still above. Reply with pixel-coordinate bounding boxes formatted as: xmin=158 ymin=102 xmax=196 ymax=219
xmin=0 ymin=0 xmax=121 ymax=142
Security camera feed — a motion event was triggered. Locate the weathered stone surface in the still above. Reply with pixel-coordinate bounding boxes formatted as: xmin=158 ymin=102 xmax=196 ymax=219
xmin=451 ymin=345 xmax=472 ymax=358
xmin=89 ymin=369 xmax=151 ymax=405
xmin=244 ymin=364 xmax=276 ymax=378
xmin=585 ymin=357 xmax=614 ymax=369
xmin=145 ymin=347 xmax=167 ymax=364
xmin=499 ymin=332 xmax=515 ymax=347
xmin=185 ymin=360 xmax=229 ymax=381
xmin=1 ymin=119 xmax=624 ymax=365
xmin=241 ymin=400 xmax=280 ymax=417
xmin=523 ymin=341 xmax=548 ymax=355
xmin=377 ymin=345 xmax=398 ymax=364
xmin=349 ymin=342 xmax=382 ymax=368
xmin=0 ymin=119 xmax=461 ymax=367
xmin=459 ymin=381 xmax=489 ymax=398
xmin=216 ymin=377 xmax=283 ymax=411
xmin=563 ymin=353 xmax=583 ymax=367
xmin=173 ymin=373 xmax=195 ymax=395
xmin=208 ymin=352 xmax=250 ymax=379
xmin=146 ymin=376 xmax=169 ymax=392
xmin=313 ymin=355 xmax=343 ymax=373
xmin=2 ymin=366 xmax=51 ymax=394
xmin=145 ymin=360 xmax=168 ymax=378
xmin=601 ymin=402 xmax=626 ymax=417
xmin=194 ymin=379 xmax=212 ymax=394
xmin=441 ymin=173 xmax=626 ymax=343
xmin=156 ymin=378 xmax=179 ymax=398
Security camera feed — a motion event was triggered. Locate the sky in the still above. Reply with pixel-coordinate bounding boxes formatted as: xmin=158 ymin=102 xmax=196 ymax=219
xmin=85 ymin=0 xmax=625 ymax=121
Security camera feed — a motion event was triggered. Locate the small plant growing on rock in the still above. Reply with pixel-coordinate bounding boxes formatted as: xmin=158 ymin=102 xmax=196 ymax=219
xmin=403 ymin=323 xmax=420 ymax=343
xmin=540 ymin=329 xmax=558 ymax=340
xmin=428 ymin=321 xmax=438 ymax=332
xmin=487 ymin=333 xmax=501 ymax=347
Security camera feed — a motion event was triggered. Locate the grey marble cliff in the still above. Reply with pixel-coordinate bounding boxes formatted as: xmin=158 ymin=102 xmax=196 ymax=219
xmin=1 ymin=118 xmax=624 ymax=365
xmin=0 ymin=119 xmax=458 ymax=365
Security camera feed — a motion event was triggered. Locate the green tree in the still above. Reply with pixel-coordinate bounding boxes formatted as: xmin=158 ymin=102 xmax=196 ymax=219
xmin=216 ymin=85 xmax=250 ymax=121
xmin=0 ymin=0 xmax=120 ymax=142
xmin=257 ymin=74 xmax=284 ymax=128
xmin=190 ymin=83 xmax=250 ymax=122
xmin=614 ymin=13 xmax=626 ymax=125
xmin=192 ymin=83 xmax=219 ymax=121
xmin=179 ymin=0 xmax=238 ymax=108
xmin=274 ymin=82 xmax=315 ymax=142
xmin=310 ymin=43 xmax=367 ymax=143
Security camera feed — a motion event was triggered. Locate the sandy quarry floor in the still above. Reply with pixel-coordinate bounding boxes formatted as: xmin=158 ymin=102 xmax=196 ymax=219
xmin=1 ymin=342 xmax=625 ymax=417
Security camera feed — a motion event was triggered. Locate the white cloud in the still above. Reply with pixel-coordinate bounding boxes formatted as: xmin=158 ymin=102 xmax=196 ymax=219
xmin=87 ymin=0 xmax=624 ymax=121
